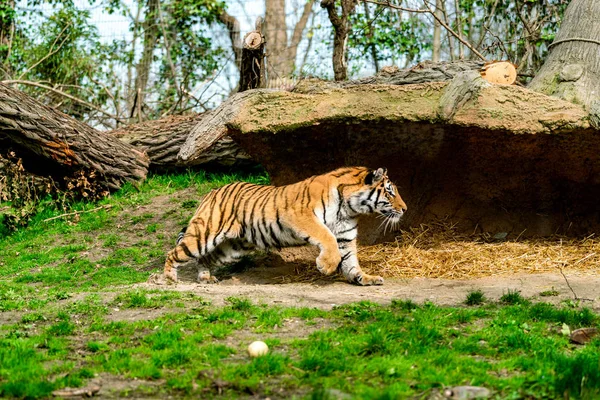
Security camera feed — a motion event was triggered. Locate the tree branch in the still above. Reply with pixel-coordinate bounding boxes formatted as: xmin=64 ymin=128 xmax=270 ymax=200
xmin=290 ymin=0 xmax=314 ymax=53
xmin=362 ymin=0 xmax=487 ymax=61
xmin=219 ymin=10 xmax=242 ymax=67
xmin=1 ymin=80 xmax=126 ymax=123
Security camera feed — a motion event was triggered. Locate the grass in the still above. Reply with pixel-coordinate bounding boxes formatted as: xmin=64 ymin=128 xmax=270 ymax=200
xmin=465 ymin=289 xmax=486 ymax=306
xmin=0 ymin=296 xmax=598 ymax=399
xmin=0 ymin=170 xmax=599 ymax=398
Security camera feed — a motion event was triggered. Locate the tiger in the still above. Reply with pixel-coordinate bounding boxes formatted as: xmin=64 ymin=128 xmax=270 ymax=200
xmin=163 ymin=167 xmax=407 ymax=286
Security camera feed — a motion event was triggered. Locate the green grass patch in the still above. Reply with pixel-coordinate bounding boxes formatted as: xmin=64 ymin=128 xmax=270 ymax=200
xmin=465 ymin=289 xmax=486 ymax=306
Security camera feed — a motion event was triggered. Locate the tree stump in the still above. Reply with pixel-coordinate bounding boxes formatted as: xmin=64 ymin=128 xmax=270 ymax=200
xmin=238 ymin=17 xmax=265 ymax=92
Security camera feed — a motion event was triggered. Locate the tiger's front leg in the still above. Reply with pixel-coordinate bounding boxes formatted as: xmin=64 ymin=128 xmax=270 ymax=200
xmin=291 ymin=216 xmax=341 ymax=276
xmin=337 ymin=237 xmax=384 ymax=286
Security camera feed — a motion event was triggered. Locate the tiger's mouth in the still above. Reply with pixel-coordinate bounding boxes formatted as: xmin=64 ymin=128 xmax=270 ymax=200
xmin=382 ymin=210 xmax=404 ymax=219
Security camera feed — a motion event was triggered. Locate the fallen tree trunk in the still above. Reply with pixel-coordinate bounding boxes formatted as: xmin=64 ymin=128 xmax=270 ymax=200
xmin=0 ymin=83 xmax=149 ymax=190
xmin=180 ymin=61 xmax=599 ymax=239
xmin=110 ymin=114 xmax=254 ymax=169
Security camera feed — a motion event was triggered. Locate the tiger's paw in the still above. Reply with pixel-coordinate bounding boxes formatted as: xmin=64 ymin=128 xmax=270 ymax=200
xmin=163 ymin=270 xmax=178 ymax=285
xmin=198 ymin=270 xmax=219 ymax=284
xmin=316 ymin=253 xmax=342 ymax=276
xmin=355 ymin=274 xmax=384 ymax=286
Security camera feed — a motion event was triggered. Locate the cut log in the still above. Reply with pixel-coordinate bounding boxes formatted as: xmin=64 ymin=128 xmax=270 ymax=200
xmin=181 ymin=60 xmax=598 ymax=239
xmin=238 ymin=17 xmax=265 ymax=92
xmin=110 ymin=114 xmax=201 ymax=168
xmin=0 ymin=83 xmax=149 ymax=190
xmin=111 ymin=113 xmax=254 ymax=169
xmin=480 ymin=61 xmax=517 ymax=85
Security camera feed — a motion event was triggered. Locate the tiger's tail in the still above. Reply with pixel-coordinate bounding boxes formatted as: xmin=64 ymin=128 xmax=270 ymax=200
xmin=176 ymin=227 xmax=186 ymax=245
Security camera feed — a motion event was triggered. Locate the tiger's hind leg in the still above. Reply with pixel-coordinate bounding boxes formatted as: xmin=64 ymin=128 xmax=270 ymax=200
xmin=337 ymin=237 xmax=384 ymax=286
xmin=199 ymin=240 xmax=254 ymax=282
xmin=164 ymin=233 xmax=200 ymax=283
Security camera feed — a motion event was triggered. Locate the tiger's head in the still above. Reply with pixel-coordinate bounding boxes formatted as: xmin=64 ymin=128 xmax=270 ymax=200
xmin=347 ymin=168 xmax=407 ymax=227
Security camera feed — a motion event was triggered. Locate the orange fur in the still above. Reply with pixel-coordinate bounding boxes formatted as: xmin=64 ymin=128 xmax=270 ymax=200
xmin=164 ymin=167 xmax=407 ymax=285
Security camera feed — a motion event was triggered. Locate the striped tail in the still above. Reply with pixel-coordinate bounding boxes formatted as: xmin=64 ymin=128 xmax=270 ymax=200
xmin=176 ymin=227 xmax=187 ymax=245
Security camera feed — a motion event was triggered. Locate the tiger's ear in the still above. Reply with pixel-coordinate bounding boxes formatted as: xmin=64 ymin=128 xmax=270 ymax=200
xmin=365 ymin=168 xmax=387 ymax=185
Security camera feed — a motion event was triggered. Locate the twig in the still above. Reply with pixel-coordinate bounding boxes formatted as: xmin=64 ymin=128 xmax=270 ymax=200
xmin=558 ymin=266 xmax=594 ymax=302
xmin=422 ymin=0 xmax=486 ymax=60
xmin=18 ymin=22 xmax=73 ymax=80
xmin=1 ymin=80 xmax=126 ymax=123
xmin=362 ymin=0 xmax=487 ymax=61
xmin=42 ymin=205 xmax=113 ymax=222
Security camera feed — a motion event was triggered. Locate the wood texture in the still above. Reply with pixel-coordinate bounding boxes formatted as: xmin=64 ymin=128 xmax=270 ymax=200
xmin=111 ymin=113 xmax=253 ymax=169
xmin=0 ymin=83 xmax=149 ymax=190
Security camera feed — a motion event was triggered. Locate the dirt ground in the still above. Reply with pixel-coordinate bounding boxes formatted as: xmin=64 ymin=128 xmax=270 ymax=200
xmin=142 ymin=260 xmax=600 ymax=311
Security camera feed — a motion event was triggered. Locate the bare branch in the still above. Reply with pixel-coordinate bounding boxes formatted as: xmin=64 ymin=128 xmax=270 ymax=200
xmin=156 ymin=0 xmax=182 ymax=101
xmin=290 ymin=0 xmax=314 ymax=54
xmin=18 ymin=22 xmax=73 ymax=80
xmin=219 ymin=10 xmax=243 ymax=67
xmin=2 ymin=80 xmax=126 ymax=123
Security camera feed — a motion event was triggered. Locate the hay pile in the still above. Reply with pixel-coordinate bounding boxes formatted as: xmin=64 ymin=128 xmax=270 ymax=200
xmin=359 ymin=222 xmax=600 ymax=279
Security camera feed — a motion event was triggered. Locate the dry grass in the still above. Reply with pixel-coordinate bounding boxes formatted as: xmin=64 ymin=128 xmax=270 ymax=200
xmin=359 ymin=221 xmax=600 ymax=279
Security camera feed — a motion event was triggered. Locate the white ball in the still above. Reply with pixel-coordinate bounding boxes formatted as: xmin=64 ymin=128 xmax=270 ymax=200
xmin=247 ymin=341 xmax=269 ymax=357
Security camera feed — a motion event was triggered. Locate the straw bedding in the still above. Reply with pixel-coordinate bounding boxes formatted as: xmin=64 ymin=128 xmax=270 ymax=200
xmin=273 ymin=221 xmax=600 ymax=283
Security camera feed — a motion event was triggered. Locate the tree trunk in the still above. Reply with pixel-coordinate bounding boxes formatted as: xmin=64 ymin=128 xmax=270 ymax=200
xmin=528 ymin=0 xmax=600 ymax=111
xmin=110 ymin=114 xmax=254 ymax=169
xmin=0 ymin=83 xmax=149 ymax=190
xmin=264 ymin=0 xmax=313 ymax=82
xmin=321 ymin=0 xmax=357 ymax=81
xmin=0 ymin=0 xmax=14 ymax=71
xmin=264 ymin=0 xmax=290 ymax=78
xmin=132 ymin=0 xmax=160 ymax=121
xmin=362 ymin=2 xmax=379 ymax=72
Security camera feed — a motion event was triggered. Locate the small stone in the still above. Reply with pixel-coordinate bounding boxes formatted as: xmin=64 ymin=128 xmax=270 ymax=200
xmin=570 ymin=327 xmax=599 ymax=345
xmin=443 ymin=386 xmax=491 ymax=399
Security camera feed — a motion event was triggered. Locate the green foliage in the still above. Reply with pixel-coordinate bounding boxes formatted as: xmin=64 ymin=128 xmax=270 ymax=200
xmin=349 ymin=3 xmax=431 ymax=71
xmin=463 ymin=0 xmax=568 ymax=75
xmin=500 ymin=289 xmax=529 ymax=305
xmin=1 ymin=0 xmax=228 ymax=124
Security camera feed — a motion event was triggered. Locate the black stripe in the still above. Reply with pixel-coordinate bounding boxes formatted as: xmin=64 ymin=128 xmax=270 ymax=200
xmin=336 ymin=186 xmax=345 ymax=219
xmin=373 ymin=188 xmax=382 ymax=207
xmin=180 ymin=242 xmax=193 ymax=258
xmin=337 ymin=224 xmax=358 ymax=234
xmin=336 ymin=238 xmax=353 ymax=243
xmin=367 ymin=187 xmax=377 ymax=200
xmin=276 ymin=208 xmax=285 ymax=235
xmin=268 ymin=223 xmax=283 ymax=249
xmin=321 ymin=197 xmax=327 ymax=224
